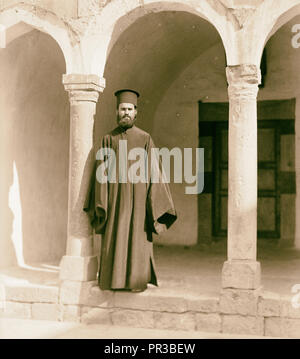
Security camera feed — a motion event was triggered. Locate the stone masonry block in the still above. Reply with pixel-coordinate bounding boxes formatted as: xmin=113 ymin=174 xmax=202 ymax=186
xmin=264 ymin=317 xmax=283 ymax=337
xmin=62 ymin=305 xmax=81 ymax=322
xmin=195 ymin=313 xmax=221 ymax=333
xmin=222 ymin=315 xmax=264 ymax=336
xmin=265 ymin=317 xmax=300 ymax=338
xmin=59 ymin=255 xmax=98 ymax=282
xmin=220 ymin=288 xmax=261 ymax=316
xmin=114 ymin=291 xmax=187 ymax=313
xmin=81 ymin=306 xmax=112 ymax=325
xmin=88 ymin=286 xmax=115 ymax=308
xmin=281 ymin=298 xmax=300 ymax=319
xmin=111 ymin=309 xmax=155 ymax=329
xmin=5 ymin=285 xmax=59 ymax=304
xmin=153 ymin=312 xmax=196 ymax=331
xmin=60 ymin=280 xmax=115 ymax=308
xmin=59 ymin=280 xmax=98 ymax=305
xmin=0 ymin=302 xmax=31 ymax=319
xmin=187 ymin=295 xmax=219 ymax=313
xmin=32 ymin=303 xmax=62 ymax=321
xmin=222 ymin=260 xmax=261 ymax=290
xmin=258 ymin=292 xmax=281 ymax=317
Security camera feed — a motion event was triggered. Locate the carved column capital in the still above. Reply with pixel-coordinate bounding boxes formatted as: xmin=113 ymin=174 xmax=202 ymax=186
xmin=226 ymin=65 xmax=261 ymax=100
xmin=63 ymin=74 xmax=106 ymax=104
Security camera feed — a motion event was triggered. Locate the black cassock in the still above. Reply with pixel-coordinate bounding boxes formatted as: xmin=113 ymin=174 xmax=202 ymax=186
xmin=84 ymin=125 xmax=177 ymax=290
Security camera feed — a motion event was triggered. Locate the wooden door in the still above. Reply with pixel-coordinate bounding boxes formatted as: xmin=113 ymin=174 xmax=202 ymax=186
xmin=213 ymin=121 xmax=280 ymax=239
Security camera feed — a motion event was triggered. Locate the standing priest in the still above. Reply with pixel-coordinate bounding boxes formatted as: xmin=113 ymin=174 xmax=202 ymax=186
xmin=84 ymin=89 xmax=177 ymax=292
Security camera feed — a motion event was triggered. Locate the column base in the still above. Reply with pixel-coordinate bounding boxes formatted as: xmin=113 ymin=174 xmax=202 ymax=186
xmin=220 ymin=287 xmax=262 ymax=316
xmin=222 ymin=260 xmax=261 ymax=290
xmin=59 ymin=255 xmax=98 ymax=282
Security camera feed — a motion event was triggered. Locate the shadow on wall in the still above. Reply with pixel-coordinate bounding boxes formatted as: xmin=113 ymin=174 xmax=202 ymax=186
xmin=0 ymin=30 xmax=69 ymax=269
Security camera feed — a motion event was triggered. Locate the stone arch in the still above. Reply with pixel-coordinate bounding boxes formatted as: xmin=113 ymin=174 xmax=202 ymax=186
xmin=92 ymin=0 xmax=232 ymax=76
xmin=264 ymin=2 xmax=300 ymax=45
xmin=248 ymin=0 xmax=300 ymax=65
xmin=0 ymin=4 xmax=74 ymax=72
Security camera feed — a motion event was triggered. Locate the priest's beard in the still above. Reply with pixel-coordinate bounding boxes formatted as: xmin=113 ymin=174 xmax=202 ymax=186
xmin=117 ymin=114 xmax=137 ymax=129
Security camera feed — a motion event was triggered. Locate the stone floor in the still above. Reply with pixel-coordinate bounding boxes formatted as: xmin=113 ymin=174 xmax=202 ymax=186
xmin=1 ymin=242 xmax=300 ymax=297
xmin=0 ymin=318 xmax=277 ymax=339
xmin=155 ymin=243 xmax=300 ymax=297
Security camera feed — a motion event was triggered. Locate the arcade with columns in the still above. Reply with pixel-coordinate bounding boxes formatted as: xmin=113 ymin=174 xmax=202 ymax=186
xmin=1 ymin=0 xmax=300 ymax=337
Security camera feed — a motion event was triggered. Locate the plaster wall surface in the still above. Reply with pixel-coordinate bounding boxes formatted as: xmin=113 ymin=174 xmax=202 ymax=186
xmin=0 ymin=30 xmax=69 ymax=267
xmin=152 ymin=42 xmax=227 ymax=245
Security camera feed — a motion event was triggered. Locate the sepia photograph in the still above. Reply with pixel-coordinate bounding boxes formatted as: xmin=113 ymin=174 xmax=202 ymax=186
xmin=0 ymin=0 xmax=300 ymax=345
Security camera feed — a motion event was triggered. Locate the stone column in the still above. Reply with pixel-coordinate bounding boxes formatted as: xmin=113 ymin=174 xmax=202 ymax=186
xmin=222 ymin=65 xmax=261 ymax=290
xmin=59 ymin=74 xmax=105 ymax=282
xmin=295 ymin=97 xmax=300 ymax=250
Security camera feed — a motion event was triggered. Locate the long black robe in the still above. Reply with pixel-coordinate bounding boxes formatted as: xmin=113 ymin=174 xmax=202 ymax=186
xmin=83 ymin=125 xmax=177 ymax=290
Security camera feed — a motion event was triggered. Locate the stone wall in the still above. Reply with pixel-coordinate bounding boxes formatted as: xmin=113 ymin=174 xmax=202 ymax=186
xmin=1 ymin=282 xmax=300 ymax=338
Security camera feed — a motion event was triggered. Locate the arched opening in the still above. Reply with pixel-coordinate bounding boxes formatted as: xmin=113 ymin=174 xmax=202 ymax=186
xmin=254 ymin=11 xmax=300 ymax=295
xmin=95 ymin=10 xmax=227 ymax=293
xmin=0 ymin=27 xmax=69 ymax=284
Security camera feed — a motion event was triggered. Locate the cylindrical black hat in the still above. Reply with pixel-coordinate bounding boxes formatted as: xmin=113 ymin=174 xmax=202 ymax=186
xmin=115 ymin=89 xmax=140 ymax=106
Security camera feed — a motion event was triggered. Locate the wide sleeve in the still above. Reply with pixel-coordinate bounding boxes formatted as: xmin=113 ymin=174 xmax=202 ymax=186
xmin=146 ymin=136 xmax=177 ymax=235
xmin=83 ymin=140 xmax=108 ymax=235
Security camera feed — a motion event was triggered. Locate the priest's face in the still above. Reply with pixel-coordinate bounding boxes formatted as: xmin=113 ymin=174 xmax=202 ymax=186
xmin=117 ymin=103 xmax=137 ymax=129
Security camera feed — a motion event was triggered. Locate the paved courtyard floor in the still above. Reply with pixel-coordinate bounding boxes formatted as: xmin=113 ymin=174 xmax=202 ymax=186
xmin=0 ymin=318 xmax=276 ymax=339
xmin=1 ymin=242 xmax=300 ymax=298
xmin=154 ymin=242 xmax=300 ymax=297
